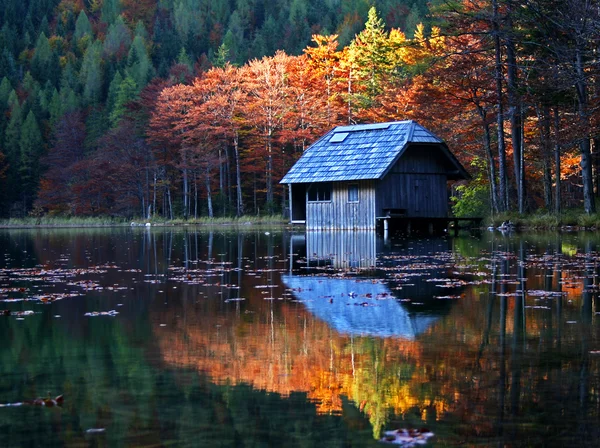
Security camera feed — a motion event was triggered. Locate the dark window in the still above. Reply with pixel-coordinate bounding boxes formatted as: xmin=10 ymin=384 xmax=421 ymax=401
xmin=307 ymin=183 xmax=332 ymax=202
xmin=348 ymin=183 xmax=359 ymax=202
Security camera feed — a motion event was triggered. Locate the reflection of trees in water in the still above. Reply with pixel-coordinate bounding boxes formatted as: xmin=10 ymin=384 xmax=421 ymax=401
xmin=4 ymin=228 xmax=600 ymax=444
xmin=153 ymin=297 xmax=460 ymax=438
xmin=151 ymin=231 xmax=600 ymax=442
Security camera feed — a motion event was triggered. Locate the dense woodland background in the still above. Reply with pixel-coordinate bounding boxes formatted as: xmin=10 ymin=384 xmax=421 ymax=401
xmin=0 ymin=0 xmax=599 ymax=219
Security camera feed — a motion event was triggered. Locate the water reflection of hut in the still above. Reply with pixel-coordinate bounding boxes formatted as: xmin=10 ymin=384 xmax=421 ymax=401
xmin=285 ymin=234 xmax=462 ymax=339
xmin=282 ymin=275 xmax=441 ymax=340
xmin=303 ymin=230 xmax=377 ymax=268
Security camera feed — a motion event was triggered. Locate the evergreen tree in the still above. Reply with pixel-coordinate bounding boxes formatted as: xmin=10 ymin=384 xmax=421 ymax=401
xmin=348 ymin=7 xmax=393 ymax=103
xmin=135 ymin=21 xmax=149 ymax=40
xmin=48 ymin=88 xmax=61 ymax=124
xmin=177 ymin=47 xmax=193 ymax=70
xmin=31 ymin=32 xmax=52 ymax=80
xmin=85 ymin=107 xmax=109 ymax=151
xmin=38 ymin=15 xmax=49 ymax=38
xmin=109 ymin=75 xmax=138 ymax=127
xmin=0 ymin=76 xmax=11 ymax=106
xmin=0 ymin=150 xmax=8 ymax=216
xmin=0 ymin=76 xmax=11 ymax=147
xmin=19 ymin=110 xmax=43 ymax=210
xmin=287 ymin=0 xmax=310 ymax=54
xmin=404 ymin=3 xmax=423 ymax=38
xmin=225 ymin=11 xmax=244 ymax=64
xmin=60 ymin=88 xmax=79 ymax=114
xmin=126 ymin=35 xmax=152 ymax=90
xmin=80 ymin=40 xmax=103 ymax=104
xmin=0 ymin=48 xmax=17 ymax=82
xmin=4 ymin=99 xmax=22 ymax=204
xmin=101 ymin=0 xmax=122 ymax=25
xmin=61 ymin=61 xmax=78 ymax=91
xmin=103 ymin=15 xmax=132 ymax=59
xmin=212 ymin=43 xmax=230 ymax=68
xmin=152 ymin=16 xmax=181 ymax=70
xmin=73 ymin=10 xmax=93 ymax=42
xmin=0 ymin=22 xmax=17 ymax=56
xmin=107 ymin=70 xmax=124 ymax=118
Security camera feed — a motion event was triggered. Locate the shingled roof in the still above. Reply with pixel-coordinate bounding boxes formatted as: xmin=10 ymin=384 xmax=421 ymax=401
xmin=280 ymin=120 xmax=469 ymax=184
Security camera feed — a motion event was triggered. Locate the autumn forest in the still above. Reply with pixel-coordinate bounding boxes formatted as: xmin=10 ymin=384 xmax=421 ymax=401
xmin=0 ymin=0 xmax=599 ymax=219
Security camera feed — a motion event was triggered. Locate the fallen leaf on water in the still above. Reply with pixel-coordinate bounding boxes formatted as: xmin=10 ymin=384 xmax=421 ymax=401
xmin=0 ymin=394 xmax=63 ymax=408
xmin=380 ymin=428 xmax=434 ymax=445
xmin=84 ymin=310 xmax=119 ymax=317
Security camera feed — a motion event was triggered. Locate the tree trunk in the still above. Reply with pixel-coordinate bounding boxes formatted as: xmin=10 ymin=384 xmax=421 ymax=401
xmin=575 ymin=46 xmax=595 ymax=214
xmin=153 ymin=170 xmax=157 ymax=217
xmin=492 ymin=0 xmax=509 ymax=212
xmin=194 ymin=171 xmax=198 ymax=219
xmin=554 ymin=107 xmax=561 ymax=215
xmin=253 ymin=173 xmax=257 ymax=215
xmin=218 ymin=147 xmax=224 ymax=196
xmin=478 ymin=105 xmax=498 ymax=214
xmin=541 ymin=104 xmax=553 ymax=210
xmin=234 ymin=133 xmax=244 ymax=216
xmin=225 ymin=144 xmax=231 ymax=211
xmin=166 ymin=183 xmax=173 ymax=220
xmin=205 ymin=166 xmax=213 ymax=218
xmin=266 ymin=130 xmax=273 ymax=206
xmin=506 ymin=1 xmax=523 ymax=213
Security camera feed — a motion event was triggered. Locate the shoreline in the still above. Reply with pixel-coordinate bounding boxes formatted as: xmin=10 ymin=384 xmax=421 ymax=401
xmin=0 ymin=217 xmax=288 ymax=229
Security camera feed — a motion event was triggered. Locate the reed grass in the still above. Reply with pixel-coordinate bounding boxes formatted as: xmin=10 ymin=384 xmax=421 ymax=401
xmin=0 ymin=214 xmax=287 ymax=228
xmin=486 ymin=211 xmax=600 ymax=230
xmin=0 ymin=216 xmax=126 ymax=227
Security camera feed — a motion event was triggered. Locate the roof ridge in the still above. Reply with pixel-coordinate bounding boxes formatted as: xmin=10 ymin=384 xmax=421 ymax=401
xmin=407 ymin=121 xmax=416 ymax=141
xmin=410 ymin=121 xmax=443 ymax=142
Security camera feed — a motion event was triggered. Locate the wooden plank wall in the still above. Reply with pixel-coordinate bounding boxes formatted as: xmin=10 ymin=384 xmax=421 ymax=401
xmin=306 ymin=230 xmax=377 ymax=268
xmin=376 ymin=145 xmax=449 ymax=218
xmin=376 ymin=173 xmax=447 ymax=217
xmin=306 ymin=180 xmax=376 ymax=229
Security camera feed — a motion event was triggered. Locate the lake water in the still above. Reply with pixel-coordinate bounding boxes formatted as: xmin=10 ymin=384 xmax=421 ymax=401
xmin=1 ymin=227 xmax=600 ymax=447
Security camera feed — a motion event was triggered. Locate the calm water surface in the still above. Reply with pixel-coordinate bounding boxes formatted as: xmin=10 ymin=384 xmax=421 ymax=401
xmin=1 ymin=227 xmax=600 ymax=447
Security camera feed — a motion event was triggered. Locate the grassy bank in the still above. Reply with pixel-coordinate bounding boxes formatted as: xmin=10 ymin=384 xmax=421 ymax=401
xmin=0 ymin=215 xmax=287 ymax=228
xmin=486 ymin=211 xmax=600 ymax=230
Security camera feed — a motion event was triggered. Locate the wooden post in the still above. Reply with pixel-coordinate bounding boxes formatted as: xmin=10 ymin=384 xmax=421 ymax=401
xmin=384 ymin=218 xmax=389 ymax=242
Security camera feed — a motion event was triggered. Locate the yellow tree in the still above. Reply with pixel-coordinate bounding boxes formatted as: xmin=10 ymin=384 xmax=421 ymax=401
xmin=303 ymin=34 xmax=345 ymax=127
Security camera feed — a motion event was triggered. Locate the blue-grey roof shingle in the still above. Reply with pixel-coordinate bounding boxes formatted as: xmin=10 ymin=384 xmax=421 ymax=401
xmin=280 ymin=120 xmax=453 ymax=184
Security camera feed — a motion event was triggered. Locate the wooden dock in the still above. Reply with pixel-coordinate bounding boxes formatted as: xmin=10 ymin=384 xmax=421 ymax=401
xmin=377 ymin=216 xmax=483 ymax=236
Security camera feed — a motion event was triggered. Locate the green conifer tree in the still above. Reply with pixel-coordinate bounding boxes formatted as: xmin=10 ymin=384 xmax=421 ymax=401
xmin=48 ymin=88 xmax=62 ymax=124
xmin=80 ymin=40 xmax=103 ymax=104
xmin=74 ymin=10 xmax=93 ymax=42
xmin=212 ymin=42 xmax=230 ymax=68
xmin=101 ymin=0 xmax=122 ymax=25
xmin=3 ymin=99 xmax=22 ymax=205
xmin=31 ymin=32 xmax=52 ymax=80
xmin=109 ymin=75 xmax=138 ymax=127
xmin=348 ymin=7 xmax=392 ymax=103
xmin=104 ymin=15 xmax=133 ymax=58
xmin=19 ymin=110 xmax=43 ymax=210
xmin=107 ymin=71 xmax=124 ymax=117
xmin=126 ymin=35 xmax=152 ymax=90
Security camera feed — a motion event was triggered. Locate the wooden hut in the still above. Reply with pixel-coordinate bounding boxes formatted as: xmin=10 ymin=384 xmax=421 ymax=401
xmin=280 ymin=120 xmax=470 ymax=230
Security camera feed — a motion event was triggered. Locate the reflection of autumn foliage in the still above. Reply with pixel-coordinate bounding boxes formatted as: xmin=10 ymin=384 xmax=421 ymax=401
xmin=153 ymin=297 xmax=455 ymax=436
